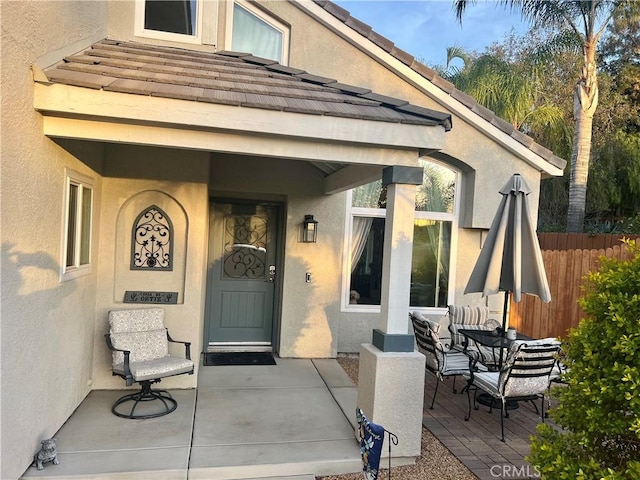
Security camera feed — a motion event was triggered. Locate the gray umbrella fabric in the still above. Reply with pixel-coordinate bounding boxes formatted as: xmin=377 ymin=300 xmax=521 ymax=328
xmin=464 ymin=174 xmax=551 ymax=332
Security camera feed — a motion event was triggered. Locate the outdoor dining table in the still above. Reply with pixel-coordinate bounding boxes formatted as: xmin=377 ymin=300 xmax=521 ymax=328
xmin=458 ymin=328 xmax=533 ymax=370
xmin=458 ymin=328 xmax=535 ymax=410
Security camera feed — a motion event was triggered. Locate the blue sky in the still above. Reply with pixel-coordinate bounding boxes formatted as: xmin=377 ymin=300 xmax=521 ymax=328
xmin=332 ymin=0 xmax=530 ymax=67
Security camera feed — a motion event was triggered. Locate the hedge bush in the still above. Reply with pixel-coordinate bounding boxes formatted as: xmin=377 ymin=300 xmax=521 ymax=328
xmin=528 ymin=240 xmax=640 ymax=479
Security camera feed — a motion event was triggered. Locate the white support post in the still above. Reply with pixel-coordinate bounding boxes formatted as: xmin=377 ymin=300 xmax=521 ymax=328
xmin=357 ymin=166 xmax=426 ymax=464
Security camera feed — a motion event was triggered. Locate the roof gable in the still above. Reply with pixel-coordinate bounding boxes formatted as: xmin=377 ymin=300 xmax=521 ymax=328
xmin=310 ymin=0 xmax=566 ymax=173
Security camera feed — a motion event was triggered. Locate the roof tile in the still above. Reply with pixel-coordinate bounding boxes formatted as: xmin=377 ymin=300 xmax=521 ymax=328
xmin=490 ymin=115 xmax=515 ymax=136
xmin=46 ymin=68 xmax=117 ymax=89
xmin=322 ymin=1 xmax=350 ymax=22
xmin=198 ymin=88 xmax=245 ymax=106
xmin=327 ymin=82 xmax=371 ymax=95
xmin=359 ymin=92 xmax=408 ymax=107
xmin=430 ymin=75 xmax=456 ymax=95
xmin=511 ymin=129 xmax=534 ymax=148
xmin=411 ymin=61 xmax=437 ymax=81
xmin=345 ymin=16 xmax=372 ymax=37
xmin=367 ymin=31 xmax=394 ymax=53
xmin=450 ymin=89 xmax=477 ymax=110
xmin=530 ymin=142 xmax=553 ymax=161
xmin=389 ymin=46 xmax=414 ymax=67
xmin=41 ymin=39 xmax=451 ymax=130
xmin=295 ymin=73 xmax=337 ymax=85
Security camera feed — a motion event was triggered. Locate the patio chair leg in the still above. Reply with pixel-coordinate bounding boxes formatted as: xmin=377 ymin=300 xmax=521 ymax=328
xmin=452 ymin=375 xmax=457 ymax=394
xmin=541 ymin=394 xmax=546 ymax=423
xmin=464 ymin=386 xmax=473 ymax=421
xmin=430 ymin=378 xmax=441 ymax=409
xmin=500 ymin=399 xmax=506 ymax=442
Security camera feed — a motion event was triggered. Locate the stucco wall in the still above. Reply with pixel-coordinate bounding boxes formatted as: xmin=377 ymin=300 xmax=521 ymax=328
xmin=92 ymin=144 xmax=210 ymax=389
xmin=258 ymin=0 xmax=545 ymax=351
xmin=208 ymin=154 xmax=346 ymax=358
xmin=1 ymin=1 xmax=108 ymax=478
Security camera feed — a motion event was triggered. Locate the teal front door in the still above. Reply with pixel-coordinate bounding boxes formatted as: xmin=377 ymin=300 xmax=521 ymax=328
xmin=205 ymin=202 xmax=279 ymax=349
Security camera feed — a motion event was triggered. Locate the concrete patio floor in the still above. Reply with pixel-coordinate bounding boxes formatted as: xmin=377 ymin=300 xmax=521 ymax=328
xmin=20 ymin=358 xmax=362 ymax=480
xmin=19 ymin=356 xmax=554 ymax=480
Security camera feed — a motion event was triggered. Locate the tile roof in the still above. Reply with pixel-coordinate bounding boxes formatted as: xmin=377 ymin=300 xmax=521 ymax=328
xmin=40 ymin=39 xmax=452 ymax=131
xmin=312 ymin=0 xmax=567 ymax=171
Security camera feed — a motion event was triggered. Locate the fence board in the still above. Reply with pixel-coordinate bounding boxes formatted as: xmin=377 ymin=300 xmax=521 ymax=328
xmin=538 ymin=233 xmax=640 ymax=250
xmin=511 ymin=238 xmax=636 ymax=339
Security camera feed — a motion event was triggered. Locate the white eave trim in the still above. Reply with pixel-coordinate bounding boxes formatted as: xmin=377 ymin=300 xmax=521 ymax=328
xmin=34 ymin=83 xmax=445 ymax=152
xmin=296 ymin=1 xmax=564 ymax=178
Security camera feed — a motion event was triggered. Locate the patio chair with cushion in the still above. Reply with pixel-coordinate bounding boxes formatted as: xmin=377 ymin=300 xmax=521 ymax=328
xmin=410 ymin=312 xmax=487 ymax=410
xmin=447 ymin=305 xmax=501 ymax=366
xmin=105 ymin=308 xmax=194 ymax=419
xmin=463 ymin=338 xmax=561 ymax=441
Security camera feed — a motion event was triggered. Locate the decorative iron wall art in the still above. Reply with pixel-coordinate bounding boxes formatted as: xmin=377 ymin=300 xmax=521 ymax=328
xmin=223 ymin=214 xmax=267 ymax=279
xmin=131 ymin=205 xmax=173 ymax=270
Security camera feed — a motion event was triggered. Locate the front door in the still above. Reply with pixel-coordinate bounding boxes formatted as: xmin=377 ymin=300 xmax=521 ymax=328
xmin=205 ymin=201 xmax=279 ymax=350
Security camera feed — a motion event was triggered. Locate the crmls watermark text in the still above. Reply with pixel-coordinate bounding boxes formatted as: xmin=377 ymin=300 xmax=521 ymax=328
xmin=491 ymin=464 xmax=541 ymax=478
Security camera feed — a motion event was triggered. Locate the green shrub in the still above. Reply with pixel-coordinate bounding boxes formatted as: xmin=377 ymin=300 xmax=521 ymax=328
xmin=528 ymin=240 xmax=640 ymax=479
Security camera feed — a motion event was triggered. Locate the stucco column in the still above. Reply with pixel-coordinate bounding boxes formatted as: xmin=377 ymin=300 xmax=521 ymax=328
xmin=357 ymin=166 xmax=425 ymax=463
xmin=373 ymin=166 xmax=423 ymax=352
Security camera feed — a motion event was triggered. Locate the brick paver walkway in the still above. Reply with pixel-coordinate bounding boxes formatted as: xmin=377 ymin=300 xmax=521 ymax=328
xmin=422 ymin=373 xmax=555 ymax=480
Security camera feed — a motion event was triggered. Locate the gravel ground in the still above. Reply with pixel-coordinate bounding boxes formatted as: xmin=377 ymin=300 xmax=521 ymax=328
xmin=316 ymin=356 xmax=477 ymax=480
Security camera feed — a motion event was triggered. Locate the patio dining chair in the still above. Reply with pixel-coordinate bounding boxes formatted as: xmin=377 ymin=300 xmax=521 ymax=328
xmin=463 ymin=338 xmax=561 ymax=441
xmin=105 ymin=308 xmax=194 ymax=419
xmin=447 ymin=305 xmax=502 ymax=366
xmin=410 ymin=312 xmax=487 ymax=410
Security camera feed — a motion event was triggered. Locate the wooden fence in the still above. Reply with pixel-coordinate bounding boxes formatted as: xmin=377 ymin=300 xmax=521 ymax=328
xmin=509 ymin=235 xmax=638 ymax=339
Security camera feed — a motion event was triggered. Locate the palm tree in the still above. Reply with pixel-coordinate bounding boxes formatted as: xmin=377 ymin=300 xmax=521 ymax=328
xmin=455 ymin=0 xmax=637 ymax=232
xmin=444 ymin=46 xmax=568 ymax=135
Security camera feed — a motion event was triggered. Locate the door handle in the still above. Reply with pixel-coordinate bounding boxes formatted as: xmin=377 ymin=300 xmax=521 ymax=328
xmin=268 ymin=265 xmax=276 ymax=282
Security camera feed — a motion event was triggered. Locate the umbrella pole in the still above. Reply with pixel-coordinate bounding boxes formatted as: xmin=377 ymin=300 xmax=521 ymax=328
xmin=502 ymin=290 xmax=510 ymax=333
xmin=500 ymin=290 xmax=510 ymax=369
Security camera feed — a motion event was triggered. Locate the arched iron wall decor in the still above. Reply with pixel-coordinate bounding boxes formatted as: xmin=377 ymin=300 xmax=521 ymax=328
xmin=131 ymin=205 xmax=174 ymax=270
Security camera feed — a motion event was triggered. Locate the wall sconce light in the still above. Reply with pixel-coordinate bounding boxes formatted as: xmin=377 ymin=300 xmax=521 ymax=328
xmin=302 ymin=214 xmax=318 ymax=243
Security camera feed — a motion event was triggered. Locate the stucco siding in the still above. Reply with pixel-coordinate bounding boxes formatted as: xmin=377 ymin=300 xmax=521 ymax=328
xmin=1 ymin=1 xmax=108 ymax=478
xmin=92 ymin=146 xmax=210 ymax=390
xmin=208 ymin=154 xmax=347 ymax=358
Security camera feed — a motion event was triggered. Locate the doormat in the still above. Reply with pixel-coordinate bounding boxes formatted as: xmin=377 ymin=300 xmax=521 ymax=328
xmin=203 ymin=352 xmax=277 ymax=366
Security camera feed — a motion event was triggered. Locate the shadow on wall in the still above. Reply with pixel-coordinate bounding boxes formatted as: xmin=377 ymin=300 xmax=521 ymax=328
xmin=1 ymin=242 xmax=77 ymax=478
xmin=2 ymin=241 xmax=71 ymax=300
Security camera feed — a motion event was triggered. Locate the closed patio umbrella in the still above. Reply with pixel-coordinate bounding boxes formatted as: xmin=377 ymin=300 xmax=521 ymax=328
xmin=464 ymin=173 xmax=551 ymax=334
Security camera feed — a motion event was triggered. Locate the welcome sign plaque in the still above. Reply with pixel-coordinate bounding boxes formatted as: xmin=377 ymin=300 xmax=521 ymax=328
xmin=124 ymin=291 xmax=178 ymax=304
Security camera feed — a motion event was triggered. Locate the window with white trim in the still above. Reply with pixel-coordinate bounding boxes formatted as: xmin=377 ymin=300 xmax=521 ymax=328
xmin=135 ymin=0 xmax=202 ymax=44
xmin=61 ymin=170 xmax=93 ymax=281
xmin=227 ymin=0 xmax=290 ymax=64
xmin=345 ymin=160 xmax=458 ymax=310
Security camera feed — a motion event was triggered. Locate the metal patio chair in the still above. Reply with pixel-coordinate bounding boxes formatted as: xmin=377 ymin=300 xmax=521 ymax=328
xmin=447 ymin=304 xmax=502 ymax=366
xmin=105 ymin=308 xmax=194 ymax=419
xmin=410 ymin=312 xmax=487 ymax=410
xmin=463 ymin=338 xmax=561 ymax=441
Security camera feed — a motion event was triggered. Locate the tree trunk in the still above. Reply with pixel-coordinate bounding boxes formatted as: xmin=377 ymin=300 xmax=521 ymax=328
xmin=566 ymin=42 xmax=599 ymax=233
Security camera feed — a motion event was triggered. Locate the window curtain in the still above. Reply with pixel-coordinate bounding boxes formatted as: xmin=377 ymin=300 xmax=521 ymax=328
xmin=425 ymin=221 xmax=450 ymax=306
xmin=351 ymin=217 xmax=373 ymax=273
xmin=232 ymin=3 xmax=282 ymax=62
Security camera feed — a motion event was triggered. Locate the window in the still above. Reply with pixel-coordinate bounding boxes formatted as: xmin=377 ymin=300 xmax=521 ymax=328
xmin=227 ymin=0 xmax=290 ymax=64
xmin=62 ymin=170 xmax=93 ymax=280
xmin=135 ymin=0 xmax=202 ymax=43
xmin=346 ymin=160 xmax=458 ymax=310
